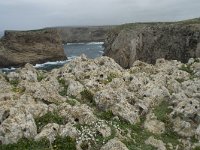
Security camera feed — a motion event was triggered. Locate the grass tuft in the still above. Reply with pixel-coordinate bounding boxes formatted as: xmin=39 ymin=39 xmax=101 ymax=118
xmin=96 ymin=110 xmax=114 ymax=121
xmin=179 ymin=64 xmax=193 ymax=74
xmin=57 ymin=78 xmax=68 ymax=96
xmin=80 ymin=89 xmax=95 ymax=105
xmin=37 ymin=72 xmax=46 ymax=82
xmin=35 ymin=111 xmax=66 ymax=132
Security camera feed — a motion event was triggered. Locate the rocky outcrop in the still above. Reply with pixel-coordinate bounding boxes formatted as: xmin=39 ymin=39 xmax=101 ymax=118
xmin=0 ymin=29 xmax=66 ymax=68
xmin=0 ymin=55 xmax=200 ymax=149
xmin=55 ymin=26 xmax=113 ymax=43
xmin=104 ymin=21 xmax=200 ymax=68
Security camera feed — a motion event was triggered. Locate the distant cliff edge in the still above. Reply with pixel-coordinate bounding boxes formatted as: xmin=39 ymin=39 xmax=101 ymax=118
xmin=53 ymin=26 xmax=114 ymax=43
xmin=104 ymin=18 xmax=200 ymax=68
xmin=0 ymin=29 xmax=66 ymax=68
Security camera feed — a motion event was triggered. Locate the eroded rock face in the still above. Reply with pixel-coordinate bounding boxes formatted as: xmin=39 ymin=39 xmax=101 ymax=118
xmin=104 ymin=23 xmax=200 ymax=68
xmin=0 ymin=29 xmax=66 ymax=68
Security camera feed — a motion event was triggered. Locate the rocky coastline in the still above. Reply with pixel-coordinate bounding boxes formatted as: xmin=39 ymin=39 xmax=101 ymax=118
xmin=0 ymin=29 xmax=66 ymax=68
xmin=0 ymin=55 xmax=200 ymax=149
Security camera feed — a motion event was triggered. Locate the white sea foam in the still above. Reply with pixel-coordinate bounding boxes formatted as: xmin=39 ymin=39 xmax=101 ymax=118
xmin=66 ymin=42 xmax=104 ymax=45
xmin=0 ymin=56 xmax=78 ymax=72
xmin=66 ymin=43 xmax=85 ymax=45
xmin=0 ymin=67 xmax=16 ymax=73
xmin=86 ymin=42 xmax=104 ymax=45
xmin=34 ymin=56 xmax=77 ymax=68
xmin=99 ymin=50 xmax=104 ymax=54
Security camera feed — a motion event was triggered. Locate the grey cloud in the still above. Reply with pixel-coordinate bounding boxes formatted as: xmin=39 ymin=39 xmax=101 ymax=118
xmin=0 ymin=0 xmax=200 ymax=31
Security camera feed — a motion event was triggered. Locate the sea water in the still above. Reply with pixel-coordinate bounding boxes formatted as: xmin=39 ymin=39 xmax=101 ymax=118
xmin=0 ymin=42 xmax=104 ymax=72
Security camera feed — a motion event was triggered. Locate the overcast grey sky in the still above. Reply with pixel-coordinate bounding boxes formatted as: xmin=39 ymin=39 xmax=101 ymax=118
xmin=0 ymin=0 xmax=200 ymax=31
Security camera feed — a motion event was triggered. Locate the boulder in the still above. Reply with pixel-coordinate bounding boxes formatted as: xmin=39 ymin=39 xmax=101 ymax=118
xmin=145 ymin=136 xmax=166 ymax=150
xmin=100 ymin=138 xmax=129 ymax=150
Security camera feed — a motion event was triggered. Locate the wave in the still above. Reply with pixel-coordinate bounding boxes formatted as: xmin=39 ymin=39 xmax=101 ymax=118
xmin=0 ymin=67 xmax=16 ymax=73
xmin=66 ymin=43 xmax=85 ymax=45
xmin=86 ymin=42 xmax=104 ymax=45
xmin=34 ymin=56 xmax=77 ymax=68
xmin=0 ymin=56 xmax=78 ymax=73
xmin=99 ymin=50 xmax=104 ymax=54
xmin=66 ymin=42 xmax=104 ymax=45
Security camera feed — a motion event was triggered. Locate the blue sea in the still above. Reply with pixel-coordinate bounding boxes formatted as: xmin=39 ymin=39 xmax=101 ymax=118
xmin=35 ymin=42 xmax=104 ymax=70
xmin=0 ymin=41 xmax=104 ymax=72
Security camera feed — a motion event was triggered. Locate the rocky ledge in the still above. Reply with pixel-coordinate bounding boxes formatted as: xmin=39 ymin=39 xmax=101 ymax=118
xmin=104 ymin=19 xmax=200 ymax=68
xmin=0 ymin=29 xmax=66 ymax=68
xmin=0 ymin=55 xmax=200 ymax=150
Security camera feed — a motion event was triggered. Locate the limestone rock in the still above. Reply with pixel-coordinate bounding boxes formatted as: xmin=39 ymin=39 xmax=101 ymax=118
xmin=145 ymin=136 xmax=166 ymax=150
xmin=34 ymin=123 xmax=59 ymax=142
xmin=97 ymin=124 xmax=111 ymax=138
xmin=58 ymin=103 xmax=97 ymax=125
xmin=1 ymin=55 xmax=200 ymax=148
xmin=0 ymin=108 xmax=37 ymax=144
xmin=59 ymin=123 xmax=78 ymax=138
xmin=144 ymin=113 xmax=165 ymax=134
xmin=67 ymin=80 xmax=84 ymax=99
xmin=100 ymin=138 xmax=129 ymax=150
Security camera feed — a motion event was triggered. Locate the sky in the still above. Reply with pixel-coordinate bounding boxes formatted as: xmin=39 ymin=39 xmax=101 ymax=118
xmin=0 ymin=0 xmax=200 ymax=31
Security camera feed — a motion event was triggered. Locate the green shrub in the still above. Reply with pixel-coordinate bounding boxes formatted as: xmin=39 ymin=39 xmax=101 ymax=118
xmin=37 ymin=73 xmax=46 ymax=82
xmin=179 ymin=64 xmax=193 ymax=74
xmin=66 ymin=98 xmax=77 ymax=106
xmin=9 ymin=79 xmax=19 ymax=87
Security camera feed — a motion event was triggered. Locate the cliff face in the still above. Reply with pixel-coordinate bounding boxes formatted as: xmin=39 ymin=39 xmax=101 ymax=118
xmin=55 ymin=26 xmax=113 ymax=43
xmin=0 ymin=29 xmax=66 ymax=68
xmin=104 ymin=21 xmax=200 ymax=68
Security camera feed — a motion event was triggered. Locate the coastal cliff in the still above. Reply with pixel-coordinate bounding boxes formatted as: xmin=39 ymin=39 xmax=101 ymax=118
xmin=0 ymin=29 xmax=66 ymax=68
xmin=104 ymin=19 xmax=200 ymax=68
xmin=55 ymin=26 xmax=113 ymax=43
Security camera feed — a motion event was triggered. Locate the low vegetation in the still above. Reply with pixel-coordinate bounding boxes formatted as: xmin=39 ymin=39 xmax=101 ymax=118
xmin=9 ymin=79 xmax=19 ymax=87
xmin=179 ymin=64 xmax=193 ymax=74
xmin=35 ymin=111 xmax=66 ymax=132
xmin=96 ymin=110 xmax=114 ymax=121
xmin=153 ymin=100 xmax=183 ymax=148
xmin=80 ymin=89 xmax=95 ymax=106
xmin=37 ymin=72 xmax=46 ymax=82
xmin=0 ymin=136 xmax=76 ymax=150
xmin=57 ymin=78 xmax=68 ymax=96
